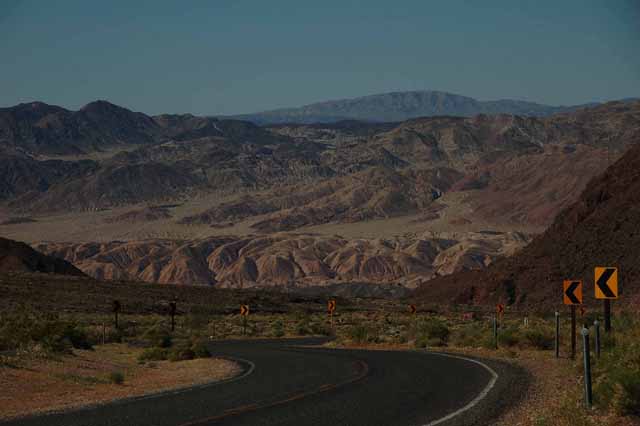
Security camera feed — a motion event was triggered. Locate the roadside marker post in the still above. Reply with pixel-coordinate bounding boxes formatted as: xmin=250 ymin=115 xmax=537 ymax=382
xmin=555 ymin=311 xmax=560 ymax=358
xmin=169 ymin=300 xmax=177 ymax=332
xmin=595 ymin=267 xmax=618 ymax=333
xmin=594 ymin=320 xmax=601 ymax=359
xmin=240 ymin=305 xmax=250 ymax=335
xmin=571 ymin=305 xmax=577 ymax=359
xmin=112 ymin=300 xmax=121 ymax=329
xmin=582 ymin=327 xmax=593 ymax=409
xmin=328 ymin=300 xmax=336 ymax=329
xmin=563 ymin=280 xmax=583 ymax=359
xmin=496 ymin=303 xmax=505 ymax=319
xmin=493 ymin=304 xmax=504 ymax=350
xmin=408 ymin=304 xmax=417 ymax=336
xmin=408 ymin=304 xmax=417 ymax=316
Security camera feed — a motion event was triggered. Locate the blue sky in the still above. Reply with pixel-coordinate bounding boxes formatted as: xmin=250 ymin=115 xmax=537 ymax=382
xmin=1 ymin=0 xmax=638 ymax=115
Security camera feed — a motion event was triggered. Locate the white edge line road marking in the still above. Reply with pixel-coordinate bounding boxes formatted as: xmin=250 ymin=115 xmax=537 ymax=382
xmin=422 ymin=352 xmax=499 ymax=426
xmin=134 ymin=356 xmax=256 ymax=401
xmin=290 ymin=345 xmax=500 ymax=426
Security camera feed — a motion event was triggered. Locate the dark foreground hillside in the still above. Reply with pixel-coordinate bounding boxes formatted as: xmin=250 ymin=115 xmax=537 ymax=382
xmin=0 ymin=237 xmax=84 ymax=276
xmin=415 ymin=141 xmax=640 ymax=308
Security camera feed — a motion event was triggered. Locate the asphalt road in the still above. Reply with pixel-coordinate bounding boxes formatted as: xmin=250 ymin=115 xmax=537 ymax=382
xmin=2 ymin=338 xmax=525 ymax=426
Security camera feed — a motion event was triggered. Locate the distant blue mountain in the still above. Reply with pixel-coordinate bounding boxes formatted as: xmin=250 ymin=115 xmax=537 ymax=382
xmin=228 ymin=90 xmax=634 ymax=124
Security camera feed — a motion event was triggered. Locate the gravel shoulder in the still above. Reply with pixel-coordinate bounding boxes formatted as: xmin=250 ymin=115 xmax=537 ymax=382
xmin=0 ymin=344 xmax=242 ymax=421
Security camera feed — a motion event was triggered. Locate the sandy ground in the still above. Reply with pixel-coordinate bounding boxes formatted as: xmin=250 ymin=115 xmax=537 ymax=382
xmin=0 ymin=190 xmax=541 ymax=244
xmin=0 ymin=344 xmax=242 ymax=420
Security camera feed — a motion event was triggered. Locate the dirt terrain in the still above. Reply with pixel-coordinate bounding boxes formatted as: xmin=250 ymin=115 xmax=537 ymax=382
xmin=0 ymin=346 xmax=240 ymax=421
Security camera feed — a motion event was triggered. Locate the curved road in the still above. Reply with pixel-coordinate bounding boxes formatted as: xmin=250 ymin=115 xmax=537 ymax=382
xmin=3 ymin=338 xmax=525 ymax=426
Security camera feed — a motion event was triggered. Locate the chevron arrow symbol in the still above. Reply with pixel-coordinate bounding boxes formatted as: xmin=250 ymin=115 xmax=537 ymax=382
xmin=565 ymin=281 xmax=581 ymax=304
xmin=596 ymin=268 xmax=616 ymax=298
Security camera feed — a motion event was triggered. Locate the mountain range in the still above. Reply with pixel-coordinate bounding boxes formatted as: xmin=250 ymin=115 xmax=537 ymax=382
xmin=0 ymin=95 xmax=639 ymax=297
xmin=228 ymin=90 xmax=636 ymax=124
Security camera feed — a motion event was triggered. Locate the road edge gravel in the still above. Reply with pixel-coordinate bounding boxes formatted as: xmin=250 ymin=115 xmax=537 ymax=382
xmin=0 ymin=356 xmax=255 ymax=425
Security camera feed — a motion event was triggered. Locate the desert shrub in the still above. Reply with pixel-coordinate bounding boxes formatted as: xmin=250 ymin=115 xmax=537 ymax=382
xmin=0 ymin=308 xmax=92 ymax=354
xmin=295 ymin=320 xmax=311 ymax=336
xmin=523 ymin=327 xmax=554 ymax=350
xmin=109 ymin=371 xmax=125 ymax=385
xmin=348 ymin=325 xmax=369 ymax=344
xmin=271 ymin=319 xmax=285 ymax=338
xmin=61 ymin=323 xmax=93 ymax=350
xmin=87 ymin=325 xmax=124 ymax=344
xmin=609 ymin=371 xmax=640 ymax=415
xmin=613 ymin=311 xmax=636 ymax=331
xmin=594 ymin=329 xmax=640 ymax=416
xmin=452 ymin=323 xmax=492 ymax=348
xmin=414 ymin=334 xmax=429 ymax=348
xmin=143 ymin=323 xmax=172 ymax=348
xmin=184 ymin=308 xmax=210 ymax=331
xmin=498 ymin=327 xmax=521 ymax=347
xmin=309 ymin=321 xmax=331 ymax=336
xmin=138 ymin=347 xmax=168 ymax=362
xmin=168 ymin=345 xmax=195 ymax=362
xmin=190 ymin=339 xmax=212 ymax=358
xmin=415 ymin=318 xmax=450 ymax=347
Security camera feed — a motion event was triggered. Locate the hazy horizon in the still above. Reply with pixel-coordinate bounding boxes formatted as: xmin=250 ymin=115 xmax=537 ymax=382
xmin=1 ymin=0 xmax=638 ymax=115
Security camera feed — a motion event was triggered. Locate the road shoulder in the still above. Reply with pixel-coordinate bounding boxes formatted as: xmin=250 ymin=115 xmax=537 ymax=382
xmin=0 ymin=343 xmax=244 ymax=421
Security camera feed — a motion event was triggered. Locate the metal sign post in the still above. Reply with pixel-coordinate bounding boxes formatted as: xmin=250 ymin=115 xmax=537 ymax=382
xmin=112 ymin=300 xmax=121 ymax=329
xmin=563 ymin=280 xmax=583 ymax=360
xmin=169 ymin=301 xmax=177 ymax=332
xmin=594 ymin=320 xmax=601 ymax=359
xmin=555 ymin=311 xmax=560 ymax=358
xmin=604 ymin=299 xmax=611 ymax=333
xmin=327 ymin=300 xmax=336 ymax=329
xmin=595 ymin=267 xmax=618 ymax=333
xmin=240 ymin=305 xmax=250 ymax=335
xmin=582 ymin=327 xmax=593 ymax=409
xmin=571 ymin=305 xmax=577 ymax=360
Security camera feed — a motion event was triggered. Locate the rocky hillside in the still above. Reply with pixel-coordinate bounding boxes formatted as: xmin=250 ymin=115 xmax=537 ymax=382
xmin=415 ymin=141 xmax=640 ymax=307
xmin=0 ymin=100 xmax=280 ymax=156
xmin=36 ymin=230 xmax=528 ymax=291
xmin=232 ymin=90 xmax=606 ymax=124
xmin=2 ymin=99 xmax=638 ymax=295
xmin=2 ymin=100 xmax=639 ymax=226
xmin=0 ymin=237 xmax=84 ymax=276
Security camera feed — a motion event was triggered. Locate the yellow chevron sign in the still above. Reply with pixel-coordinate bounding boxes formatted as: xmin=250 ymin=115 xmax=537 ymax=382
xmin=563 ymin=280 xmax=583 ymax=305
xmin=327 ymin=300 xmax=336 ymax=314
xmin=240 ymin=304 xmax=250 ymax=316
xmin=595 ymin=267 xmax=618 ymax=299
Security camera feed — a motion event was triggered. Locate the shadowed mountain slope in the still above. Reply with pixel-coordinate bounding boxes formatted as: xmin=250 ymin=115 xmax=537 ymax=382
xmin=0 ymin=237 xmax=85 ymax=276
xmin=415 ymin=141 xmax=640 ymax=307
